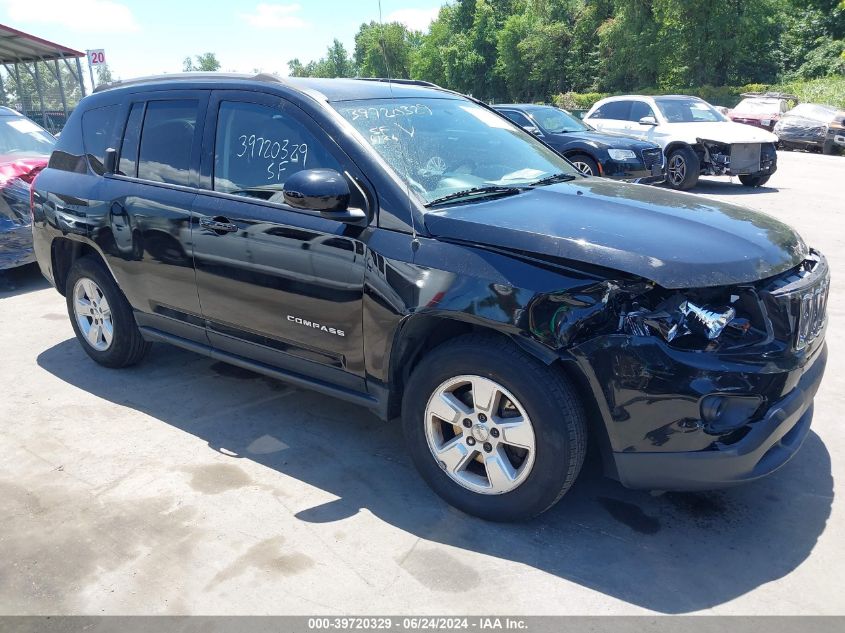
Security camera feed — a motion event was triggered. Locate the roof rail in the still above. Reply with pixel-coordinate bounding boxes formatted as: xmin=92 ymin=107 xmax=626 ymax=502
xmin=352 ymin=77 xmax=443 ymax=89
xmin=740 ymin=91 xmax=799 ymax=101
xmin=93 ymin=71 xmax=286 ymax=93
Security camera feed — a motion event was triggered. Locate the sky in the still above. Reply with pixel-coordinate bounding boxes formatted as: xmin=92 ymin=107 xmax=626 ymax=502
xmin=0 ymin=0 xmax=443 ymax=90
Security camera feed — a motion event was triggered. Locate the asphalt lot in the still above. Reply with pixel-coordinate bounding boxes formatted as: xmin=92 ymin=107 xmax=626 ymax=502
xmin=1 ymin=150 xmax=842 ymax=615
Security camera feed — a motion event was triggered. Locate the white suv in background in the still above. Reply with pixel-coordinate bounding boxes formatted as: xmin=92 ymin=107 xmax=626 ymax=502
xmin=584 ymin=95 xmax=779 ymax=190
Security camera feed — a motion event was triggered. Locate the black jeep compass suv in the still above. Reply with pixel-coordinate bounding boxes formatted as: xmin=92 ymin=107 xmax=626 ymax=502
xmin=31 ymin=74 xmax=828 ymax=521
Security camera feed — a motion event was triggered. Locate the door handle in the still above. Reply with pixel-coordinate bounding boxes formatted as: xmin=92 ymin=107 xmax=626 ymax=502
xmin=200 ymin=216 xmax=238 ymax=234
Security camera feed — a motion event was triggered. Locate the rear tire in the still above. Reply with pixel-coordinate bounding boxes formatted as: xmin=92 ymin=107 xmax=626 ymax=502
xmin=402 ymin=333 xmax=587 ymax=521
xmin=665 ymin=146 xmax=700 ymax=190
xmin=569 ymin=154 xmax=600 ymax=177
xmin=65 ymin=255 xmax=150 ymax=368
xmin=739 ymin=174 xmax=771 ymax=187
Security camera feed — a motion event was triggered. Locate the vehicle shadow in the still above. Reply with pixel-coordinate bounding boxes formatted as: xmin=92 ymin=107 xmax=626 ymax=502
xmin=686 ymin=178 xmax=779 ymax=196
xmin=37 ymin=339 xmax=834 ymax=614
xmin=0 ymin=263 xmax=50 ymax=298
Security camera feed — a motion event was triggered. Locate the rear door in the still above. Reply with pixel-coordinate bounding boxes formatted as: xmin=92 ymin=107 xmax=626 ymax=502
xmin=586 ymin=100 xmax=631 ymax=135
xmin=96 ymin=91 xmax=209 ymax=344
xmin=191 ymin=90 xmax=370 ymax=391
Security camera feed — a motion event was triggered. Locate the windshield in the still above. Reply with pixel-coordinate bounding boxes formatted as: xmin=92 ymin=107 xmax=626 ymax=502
xmin=333 ymin=97 xmax=581 ymax=205
xmin=733 ymin=98 xmax=780 ymax=115
xmin=0 ymin=116 xmax=55 ymax=158
xmin=654 ymin=98 xmax=726 ymax=123
xmin=529 ymin=106 xmax=589 ymax=133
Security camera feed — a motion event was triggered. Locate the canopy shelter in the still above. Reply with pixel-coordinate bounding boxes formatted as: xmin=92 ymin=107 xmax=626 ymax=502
xmin=0 ymin=24 xmax=87 ymax=133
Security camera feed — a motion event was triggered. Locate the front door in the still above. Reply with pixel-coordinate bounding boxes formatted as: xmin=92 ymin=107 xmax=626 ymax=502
xmin=192 ymin=90 xmax=370 ymax=391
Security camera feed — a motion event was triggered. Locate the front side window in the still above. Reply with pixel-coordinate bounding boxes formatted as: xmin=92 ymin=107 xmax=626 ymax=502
xmin=82 ymin=104 xmax=120 ymax=174
xmin=629 ymin=101 xmax=656 ymax=122
xmin=655 ymin=98 xmax=725 ymax=123
xmin=213 ymin=101 xmax=341 ymax=200
xmin=530 ymin=107 xmax=588 ymax=132
xmin=499 ymin=110 xmax=534 ymax=128
xmin=137 ymin=100 xmax=198 ymax=186
xmin=334 ymin=98 xmax=580 ymax=206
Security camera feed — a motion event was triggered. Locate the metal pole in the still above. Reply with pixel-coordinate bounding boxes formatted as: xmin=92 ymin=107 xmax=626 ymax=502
xmin=85 ymin=51 xmax=96 ymax=92
xmin=32 ymin=61 xmax=49 ymax=129
xmin=54 ymin=59 xmax=68 ymax=123
xmin=75 ymin=56 xmax=86 ymax=97
xmin=13 ymin=62 xmax=23 ymax=111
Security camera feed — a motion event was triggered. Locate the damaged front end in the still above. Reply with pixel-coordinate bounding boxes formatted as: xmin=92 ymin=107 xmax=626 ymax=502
xmin=528 ymin=252 xmax=828 ymax=488
xmin=698 ymin=138 xmax=777 ymax=177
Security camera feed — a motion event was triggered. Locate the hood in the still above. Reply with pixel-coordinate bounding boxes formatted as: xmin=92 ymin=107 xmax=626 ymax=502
xmin=666 ymin=121 xmax=778 ymax=144
xmin=423 ymin=178 xmax=807 ymax=289
xmin=549 ymin=129 xmax=656 ymax=150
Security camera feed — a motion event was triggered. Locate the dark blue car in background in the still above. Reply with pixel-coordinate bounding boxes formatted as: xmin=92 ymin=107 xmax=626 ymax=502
xmin=495 ymin=104 xmax=664 ymax=183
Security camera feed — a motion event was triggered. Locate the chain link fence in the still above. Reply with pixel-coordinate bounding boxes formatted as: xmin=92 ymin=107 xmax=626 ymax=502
xmin=0 ymin=59 xmax=86 ymax=134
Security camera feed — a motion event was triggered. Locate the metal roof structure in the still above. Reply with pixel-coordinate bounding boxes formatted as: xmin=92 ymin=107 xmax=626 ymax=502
xmin=0 ymin=24 xmax=87 ymax=133
xmin=0 ymin=24 xmax=84 ymax=62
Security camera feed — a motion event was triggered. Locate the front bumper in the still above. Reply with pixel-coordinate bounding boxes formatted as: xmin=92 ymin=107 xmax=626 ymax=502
xmin=601 ymin=159 xmax=665 ymax=184
xmin=613 ymin=342 xmax=826 ymax=490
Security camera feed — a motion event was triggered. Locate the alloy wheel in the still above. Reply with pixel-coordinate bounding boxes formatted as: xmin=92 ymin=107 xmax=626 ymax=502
xmin=424 ymin=375 xmax=536 ymax=495
xmin=72 ymin=277 xmax=114 ymax=351
xmin=668 ymin=154 xmax=686 ymax=186
xmin=573 ymin=161 xmax=594 ymax=175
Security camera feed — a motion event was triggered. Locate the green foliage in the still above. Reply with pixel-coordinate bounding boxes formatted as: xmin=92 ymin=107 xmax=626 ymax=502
xmin=354 ymin=22 xmax=419 ymax=78
xmin=289 ymin=0 xmax=845 ymax=104
xmin=183 ymin=53 xmax=221 ymax=72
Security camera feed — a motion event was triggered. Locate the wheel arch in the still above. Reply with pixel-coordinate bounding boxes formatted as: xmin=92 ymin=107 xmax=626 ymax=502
xmin=384 ymin=313 xmax=614 ymax=475
xmin=50 ymin=237 xmax=112 ymax=296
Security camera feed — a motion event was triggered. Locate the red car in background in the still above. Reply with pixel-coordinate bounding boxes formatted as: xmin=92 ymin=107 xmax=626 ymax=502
xmin=0 ymin=106 xmax=55 ymax=270
xmin=728 ymin=93 xmax=795 ymax=132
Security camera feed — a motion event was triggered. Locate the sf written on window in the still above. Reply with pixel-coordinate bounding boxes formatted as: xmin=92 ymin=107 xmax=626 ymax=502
xmin=213 ymin=101 xmax=341 ymax=201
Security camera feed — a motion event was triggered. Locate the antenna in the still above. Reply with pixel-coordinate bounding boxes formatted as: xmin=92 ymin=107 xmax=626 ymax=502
xmin=377 ymin=0 xmax=419 ymax=246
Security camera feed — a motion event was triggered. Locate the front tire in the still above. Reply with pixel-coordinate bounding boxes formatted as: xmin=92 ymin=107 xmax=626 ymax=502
xmin=739 ymin=174 xmax=771 ymax=187
xmin=65 ymin=255 xmax=150 ymax=368
xmin=569 ymin=153 xmax=599 ymax=177
xmin=665 ymin=146 xmax=700 ymax=190
xmin=402 ymin=334 xmax=587 ymax=521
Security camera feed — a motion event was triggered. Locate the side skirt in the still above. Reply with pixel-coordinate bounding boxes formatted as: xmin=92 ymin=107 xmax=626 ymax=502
xmin=139 ymin=326 xmax=383 ymax=415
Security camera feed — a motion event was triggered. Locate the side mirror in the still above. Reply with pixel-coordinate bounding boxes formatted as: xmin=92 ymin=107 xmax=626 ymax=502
xmin=522 ymin=125 xmax=543 ymax=137
xmin=638 ymin=116 xmax=658 ymax=126
xmin=103 ymin=147 xmax=117 ymax=174
xmin=282 ymin=169 xmax=366 ymax=223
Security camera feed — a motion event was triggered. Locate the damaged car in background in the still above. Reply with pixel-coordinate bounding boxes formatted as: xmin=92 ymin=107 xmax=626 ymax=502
xmin=31 ymin=76 xmax=828 ymax=521
xmin=585 ymin=95 xmax=779 ymax=190
xmin=774 ymin=103 xmax=845 ymax=155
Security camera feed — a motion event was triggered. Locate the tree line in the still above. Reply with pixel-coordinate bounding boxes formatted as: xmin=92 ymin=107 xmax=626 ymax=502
xmin=285 ymin=0 xmax=845 ymax=103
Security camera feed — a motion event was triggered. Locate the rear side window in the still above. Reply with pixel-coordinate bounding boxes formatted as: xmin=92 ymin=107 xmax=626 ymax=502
xmin=118 ymin=103 xmax=144 ymax=177
xmin=82 ymin=104 xmax=120 ymax=175
xmin=213 ymin=100 xmax=341 ymax=199
xmin=137 ymin=100 xmax=198 ymax=186
xmin=591 ymin=101 xmax=630 ymax=120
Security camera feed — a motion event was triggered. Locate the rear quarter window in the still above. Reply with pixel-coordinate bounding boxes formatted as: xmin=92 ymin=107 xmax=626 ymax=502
xmin=591 ymin=101 xmax=631 ymax=120
xmin=82 ymin=104 xmax=121 ymax=175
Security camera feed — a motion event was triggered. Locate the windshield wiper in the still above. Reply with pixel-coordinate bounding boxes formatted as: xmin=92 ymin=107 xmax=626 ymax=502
xmin=528 ymin=172 xmax=579 ymax=187
xmin=425 ymin=185 xmax=523 ymax=208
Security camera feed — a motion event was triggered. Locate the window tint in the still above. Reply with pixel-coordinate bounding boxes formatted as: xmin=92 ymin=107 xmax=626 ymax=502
xmin=118 ymin=103 xmax=144 ymax=177
xmin=629 ymin=101 xmax=655 ymax=121
xmin=592 ymin=101 xmax=630 ymax=120
xmin=499 ymin=110 xmax=533 ymax=128
xmin=138 ymin=100 xmax=198 ymax=186
xmin=82 ymin=104 xmax=120 ymax=175
xmin=213 ymin=101 xmax=341 ymax=200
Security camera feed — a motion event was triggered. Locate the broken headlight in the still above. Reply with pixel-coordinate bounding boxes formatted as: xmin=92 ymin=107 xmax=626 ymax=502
xmin=622 ymin=293 xmax=746 ymax=343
